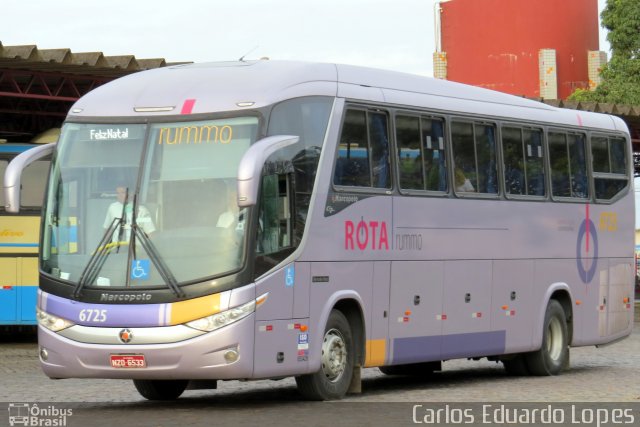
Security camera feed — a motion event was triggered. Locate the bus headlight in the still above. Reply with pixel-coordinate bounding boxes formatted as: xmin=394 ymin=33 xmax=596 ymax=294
xmin=37 ymin=307 xmax=75 ymax=332
xmin=186 ymin=293 xmax=268 ymax=332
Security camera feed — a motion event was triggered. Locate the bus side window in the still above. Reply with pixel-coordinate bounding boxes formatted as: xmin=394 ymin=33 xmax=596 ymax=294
xmin=549 ymin=131 xmax=589 ymax=199
xmin=397 ymin=115 xmax=423 ymax=190
xmin=524 ymin=128 xmax=545 ymax=197
xmin=568 ymin=133 xmax=588 ymax=198
xmin=333 ymin=109 xmax=390 ymax=189
xmin=501 ymin=126 xmax=545 ymax=197
xmin=369 ymin=112 xmax=390 ymax=189
xmin=502 ymin=127 xmax=525 ymax=196
xmin=334 ymin=109 xmax=370 ymax=187
xmin=254 ymin=173 xmax=295 ymax=277
xmin=423 ymin=117 xmax=447 ymax=192
xmin=452 ymin=121 xmax=497 ymax=194
xmin=592 ymin=135 xmax=628 ymax=200
xmin=549 ymin=132 xmax=571 ymax=197
xmin=475 ymin=124 xmax=498 ymax=194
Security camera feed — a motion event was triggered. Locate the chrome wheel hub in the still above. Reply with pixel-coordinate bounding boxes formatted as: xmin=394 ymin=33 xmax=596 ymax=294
xmin=321 ymin=328 xmax=347 ymax=382
xmin=546 ymin=317 xmax=563 ymax=361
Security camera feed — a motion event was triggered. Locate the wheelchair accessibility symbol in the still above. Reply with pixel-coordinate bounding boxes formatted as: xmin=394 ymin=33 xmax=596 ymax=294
xmin=285 ymin=265 xmax=295 ymax=287
xmin=131 ymin=259 xmax=150 ymax=281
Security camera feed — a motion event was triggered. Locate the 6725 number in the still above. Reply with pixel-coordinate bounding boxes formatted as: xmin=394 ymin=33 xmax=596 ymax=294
xmin=78 ymin=309 xmax=107 ymax=323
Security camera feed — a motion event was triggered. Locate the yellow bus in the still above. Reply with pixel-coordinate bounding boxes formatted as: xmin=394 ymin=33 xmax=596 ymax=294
xmin=0 ymin=132 xmax=55 ymax=325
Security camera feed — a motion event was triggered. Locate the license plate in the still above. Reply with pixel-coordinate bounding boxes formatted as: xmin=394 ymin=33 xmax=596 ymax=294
xmin=110 ymin=354 xmax=146 ymax=368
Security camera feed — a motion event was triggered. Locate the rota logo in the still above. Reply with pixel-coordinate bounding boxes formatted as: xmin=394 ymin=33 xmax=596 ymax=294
xmin=345 ymin=218 xmax=389 ymax=251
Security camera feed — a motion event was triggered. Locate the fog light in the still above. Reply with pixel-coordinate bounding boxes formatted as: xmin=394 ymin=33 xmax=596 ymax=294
xmin=40 ymin=347 xmax=49 ymax=361
xmin=224 ymin=349 xmax=239 ymax=363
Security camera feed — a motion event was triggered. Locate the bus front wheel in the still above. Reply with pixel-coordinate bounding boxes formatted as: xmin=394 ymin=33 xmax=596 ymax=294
xmin=295 ymin=309 xmax=354 ymax=400
xmin=133 ymin=379 xmax=188 ymax=400
xmin=525 ymin=300 xmax=569 ymax=376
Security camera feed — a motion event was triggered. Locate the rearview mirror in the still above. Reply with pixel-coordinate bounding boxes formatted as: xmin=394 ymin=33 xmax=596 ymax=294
xmin=4 ymin=143 xmax=55 ymax=213
xmin=237 ymin=135 xmax=299 ymax=207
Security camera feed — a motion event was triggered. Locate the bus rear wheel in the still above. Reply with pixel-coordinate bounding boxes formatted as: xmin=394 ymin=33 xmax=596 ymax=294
xmin=525 ymin=300 xmax=569 ymax=376
xmin=295 ymin=310 xmax=354 ymax=400
xmin=133 ymin=379 xmax=188 ymax=400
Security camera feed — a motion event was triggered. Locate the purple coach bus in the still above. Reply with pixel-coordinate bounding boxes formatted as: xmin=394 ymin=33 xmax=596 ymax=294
xmin=3 ymin=60 xmax=634 ymax=400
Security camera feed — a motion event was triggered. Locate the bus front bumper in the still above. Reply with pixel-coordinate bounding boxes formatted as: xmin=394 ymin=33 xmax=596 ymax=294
xmin=37 ymin=314 xmax=255 ymax=380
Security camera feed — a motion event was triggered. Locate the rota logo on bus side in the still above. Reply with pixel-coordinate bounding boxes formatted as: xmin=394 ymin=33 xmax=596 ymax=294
xmin=344 ymin=218 xmax=389 ymax=251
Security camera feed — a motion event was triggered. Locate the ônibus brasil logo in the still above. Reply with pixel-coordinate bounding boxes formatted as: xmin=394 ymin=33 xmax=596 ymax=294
xmin=7 ymin=403 xmax=73 ymax=426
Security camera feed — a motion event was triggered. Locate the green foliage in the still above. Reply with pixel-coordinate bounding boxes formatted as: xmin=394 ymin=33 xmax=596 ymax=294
xmin=568 ymin=0 xmax=640 ymax=105
xmin=601 ymin=0 xmax=640 ymax=56
xmin=567 ymin=88 xmax=599 ymax=102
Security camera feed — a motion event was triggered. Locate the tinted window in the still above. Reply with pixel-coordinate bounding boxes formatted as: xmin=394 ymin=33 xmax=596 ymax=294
xmin=502 ymin=126 xmax=545 ymax=197
xmin=502 ymin=127 xmax=525 ymax=195
xmin=268 ymin=96 xmax=333 ymax=245
xmin=452 ymin=121 xmax=497 ymax=194
xmin=524 ymin=128 xmax=546 ymax=196
xmin=549 ymin=131 xmax=588 ymax=199
xmin=334 ymin=109 xmax=390 ymax=189
xmin=423 ymin=117 xmax=447 ymax=192
xmin=397 ymin=115 xmax=422 ymax=190
xmin=396 ymin=115 xmax=447 ymax=192
xmin=591 ymin=134 xmax=628 ymax=200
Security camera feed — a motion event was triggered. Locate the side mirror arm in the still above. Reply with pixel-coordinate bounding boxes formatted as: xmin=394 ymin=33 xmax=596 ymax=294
xmin=3 ymin=143 xmax=55 ymax=213
xmin=237 ymin=135 xmax=299 ymax=207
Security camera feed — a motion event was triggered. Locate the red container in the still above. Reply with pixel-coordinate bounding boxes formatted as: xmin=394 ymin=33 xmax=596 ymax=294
xmin=439 ymin=0 xmax=599 ymax=99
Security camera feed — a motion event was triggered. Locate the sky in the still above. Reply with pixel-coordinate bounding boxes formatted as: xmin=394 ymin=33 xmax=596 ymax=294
xmin=4 ymin=0 xmax=636 ymax=225
xmin=2 ymin=0 xmax=611 ymax=78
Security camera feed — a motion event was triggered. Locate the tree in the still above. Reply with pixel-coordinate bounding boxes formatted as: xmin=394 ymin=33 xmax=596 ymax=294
xmin=569 ymin=0 xmax=640 ymax=104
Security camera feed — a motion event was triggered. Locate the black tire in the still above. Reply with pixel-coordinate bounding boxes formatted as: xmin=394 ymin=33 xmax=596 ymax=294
xmin=379 ymin=361 xmax=440 ymax=377
xmin=502 ymin=354 xmax=530 ymax=376
xmin=295 ymin=310 xmax=354 ymax=400
xmin=525 ymin=300 xmax=569 ymax=376
xmin=133 ymin=379 xmax=188 ymax=400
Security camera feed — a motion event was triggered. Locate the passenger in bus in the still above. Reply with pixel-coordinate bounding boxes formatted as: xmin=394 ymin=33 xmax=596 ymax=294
xmin=103 ymin=185 xmax=156 ymax=242
xmin=455 ymin=168 xmax=475 ymax=192
xmin=215 ymin=181 xmax=242 ymax=229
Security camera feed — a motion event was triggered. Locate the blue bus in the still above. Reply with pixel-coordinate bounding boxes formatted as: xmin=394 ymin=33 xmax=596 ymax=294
xmin=0 ymin=139 xmax=52 ymax=325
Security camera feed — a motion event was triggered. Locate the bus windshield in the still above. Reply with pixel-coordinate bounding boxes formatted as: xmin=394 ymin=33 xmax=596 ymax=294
xmin=41 ymin=117 xmax=259 ymax=290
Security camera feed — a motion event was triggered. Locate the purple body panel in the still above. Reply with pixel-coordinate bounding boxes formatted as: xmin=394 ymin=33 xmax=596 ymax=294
xmin=38 ymin=314 xmax=255 ymax=380
xmin=42 ymin=291 xmax=166 ymax=327
xmin=392 ymin=331 xmax=506 ymax=364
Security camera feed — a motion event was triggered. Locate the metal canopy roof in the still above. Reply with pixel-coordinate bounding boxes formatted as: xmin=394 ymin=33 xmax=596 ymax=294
xmin=0 ymin=42 xmax=188 ymax=141
xmin=1 ymin=41 xmax=639 ymax=156
xmin=539 ymin=98 xmax=640 ymax=167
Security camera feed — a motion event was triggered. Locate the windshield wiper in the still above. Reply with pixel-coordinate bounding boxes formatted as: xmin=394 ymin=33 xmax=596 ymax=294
xmin=73 ymin=188 xmax=129 ymax=299
xmin=129 ymin=194 xmax=185 ymax=298
xmin=131 ymin=224 xmax=185 ymax=298
xmin=73 ymin=216 xmax=122 ymax=298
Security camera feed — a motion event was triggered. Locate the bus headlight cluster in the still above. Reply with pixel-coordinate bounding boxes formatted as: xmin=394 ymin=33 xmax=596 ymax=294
xmin=186 ymin=300 xmax=256 ymax=332
xmin=37 ymin=307 xmax=75 ymax=332
xmin=186 ymin=293 xmax=268 ymax=333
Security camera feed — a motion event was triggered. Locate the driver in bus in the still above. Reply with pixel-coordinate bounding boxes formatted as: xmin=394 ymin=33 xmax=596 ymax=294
xmin=103 ymin=184 xmax=156 ymax=243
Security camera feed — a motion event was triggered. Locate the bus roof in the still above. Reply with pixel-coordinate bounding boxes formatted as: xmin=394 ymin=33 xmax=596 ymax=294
xmin=68 ymin=60 xmax=628 ymax=134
